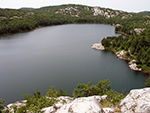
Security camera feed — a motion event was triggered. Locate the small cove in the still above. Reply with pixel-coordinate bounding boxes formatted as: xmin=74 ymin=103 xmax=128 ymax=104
xmin=0 ymin=24 xmax=147 ymax=104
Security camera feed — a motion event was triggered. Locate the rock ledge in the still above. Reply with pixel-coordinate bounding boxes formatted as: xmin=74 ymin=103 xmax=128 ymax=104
xmin=129 ymin=60 xmax=142 ymax=71
xmin=91 ymin=43 xmax=105 ymax=50
xmin=120 ymin=88 xmax=150 ymax=113
xmin=42 ymin=95 xmax=113 ymax=113
xmin=116 ymin=50 xmax=128 ymax=60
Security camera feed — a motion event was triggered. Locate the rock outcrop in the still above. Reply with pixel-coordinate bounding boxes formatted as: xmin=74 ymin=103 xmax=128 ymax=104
xmin=91 ymin=43 xmax=105 ymax=50
xmin=92 ymin=45 xmax=142 ymax=72
xmin=120 ymin=88 xmax=150 ymax=113
xmin=5 ymin=100 xmax=27 ymax=113
xmin=129 ymin=60 xmax=142 ymax=71
xmin=42 ymin=88 xmax=150 ymax=113
xmin=91 ymin=44 xmax=142 ymax=72
xmin=134 ymin=28 xmax=145 ymax=35
xmin=55 ymin=7 xmax=80 ymax=17
xmin=5 ymin=88 xmax=150 ymax=113
xmin=116 ymin=50 xmax=128 ymax=60
xmin=54 ymin=5 xmax=132 ymax=19
xmin=92 ymin=7 xmax=126 ymax=18
xmin=42 ymin=95 xmax=114 ymax=113
xmin=115 ymin=51 xmax=142 ymax=71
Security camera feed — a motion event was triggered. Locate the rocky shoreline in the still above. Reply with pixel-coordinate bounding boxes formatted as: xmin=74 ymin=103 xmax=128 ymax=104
xmin=91 ymin=43 xmax=142 ymax=71
xmin=91 ymin=43 xmax=105 ymax=50
xmin=4 ymin=88 xmax=150 ymax=113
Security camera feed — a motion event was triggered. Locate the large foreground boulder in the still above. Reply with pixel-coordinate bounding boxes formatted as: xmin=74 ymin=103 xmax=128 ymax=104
xmin=120 ymin=88 xmax=150 ymax=113
xmin=42 ymin=95 xmax=109 ymax=113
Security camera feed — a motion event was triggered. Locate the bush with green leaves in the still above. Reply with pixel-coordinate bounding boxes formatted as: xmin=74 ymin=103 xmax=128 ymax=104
xmin=0 ymin=99 xmax=5 ymax=112
xmin=101 ymin=32 xmax=150 ymax=73
xmin=21 ymin=86 xmax=68 ymax=113
xmin=23 ymin=90 xmax=55 ymax=112
xmin=145 ymin=77 xmax=150 ymax=87
xmin=73 ymin=80 xmax=124 ymax=105
xmin=46 ymin=86 xmax=68 ymax=97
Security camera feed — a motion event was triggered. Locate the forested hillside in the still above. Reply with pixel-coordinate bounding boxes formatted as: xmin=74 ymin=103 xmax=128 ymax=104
xmin=139 ymin=11 xmax=150 ymax=16
xmin=0 ymin=4 xmax=150 ymax=73
xmin=0 ymin=4 xmax=148 ymax=35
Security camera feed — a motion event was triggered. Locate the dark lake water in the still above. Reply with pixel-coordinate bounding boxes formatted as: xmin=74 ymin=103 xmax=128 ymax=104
xmin=0 ymin=24 xmax=147 ymax=104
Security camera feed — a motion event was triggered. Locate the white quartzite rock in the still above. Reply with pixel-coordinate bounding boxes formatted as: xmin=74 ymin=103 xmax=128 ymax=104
xmin=92 ymin=44 xmax=142 ymax=72
xmin=120 ymin=88 xmax=150 ymax=113
xmin=91 ymin=43 xmax=105 ymax=50
xmin=6 ymin=100 xmax=27 ymax=113
xmin=57 ymin=97 xmax=102 ymax=113
xmin=116 ymin=51 xmax=142 ymax=71
xmin=42 ymin=96 xmax=73 ymax=113
xmin=116 ymin=50 xmax=127 ymax=60
xmin=134 ymin=28 xmax=145 ymax=35
xmin=42 ymin=95 xmax=108 ymax=113
xmin=128 ymin=60 xmax=142 ymax=71
xmin=93 ymin=7 xmax=104 ymax=16
xmin=103 ymin=108 xmax=114 ymax=113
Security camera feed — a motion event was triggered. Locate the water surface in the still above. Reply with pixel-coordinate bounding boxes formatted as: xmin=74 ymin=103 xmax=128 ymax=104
xmin=0 ymin=24 xmax=147 ymax=104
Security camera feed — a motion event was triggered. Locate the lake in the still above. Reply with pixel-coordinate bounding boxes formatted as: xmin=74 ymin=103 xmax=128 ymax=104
xmin=0 ymin=24 xmax=147 ymax=104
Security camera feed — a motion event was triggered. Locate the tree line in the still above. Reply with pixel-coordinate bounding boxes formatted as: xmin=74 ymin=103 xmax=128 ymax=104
xmin=1 ymin=4 xmax=148 ymax=36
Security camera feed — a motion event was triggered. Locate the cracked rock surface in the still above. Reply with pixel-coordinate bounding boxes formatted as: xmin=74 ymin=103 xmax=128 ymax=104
xmin=120 ymin=88 xmax=150 ymax=113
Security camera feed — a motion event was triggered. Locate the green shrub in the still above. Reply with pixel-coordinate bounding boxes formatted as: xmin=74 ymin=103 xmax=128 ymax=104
xmin=0 ymin=99 xmax=5 ymax=113
xmin=22 ymin=87 xmax=68 ymax=112
xmin=72 ymin=80 xmax=124 ymax=105
xmin=145 ymin=77 xmax=150 ymax=87
xmin=16 ymin=106 xmax=27 ymax=113
xmin=23 ymin=90 xmax=56 ymax=112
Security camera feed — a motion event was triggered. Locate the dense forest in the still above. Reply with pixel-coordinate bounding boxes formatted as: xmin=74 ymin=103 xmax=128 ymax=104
xmin=0 ymin=4 xmax=149 ymax=36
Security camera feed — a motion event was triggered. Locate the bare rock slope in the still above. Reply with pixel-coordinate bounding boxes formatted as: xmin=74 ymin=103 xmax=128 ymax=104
xmin=120 ymin=88 xmax=150 ymax=113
